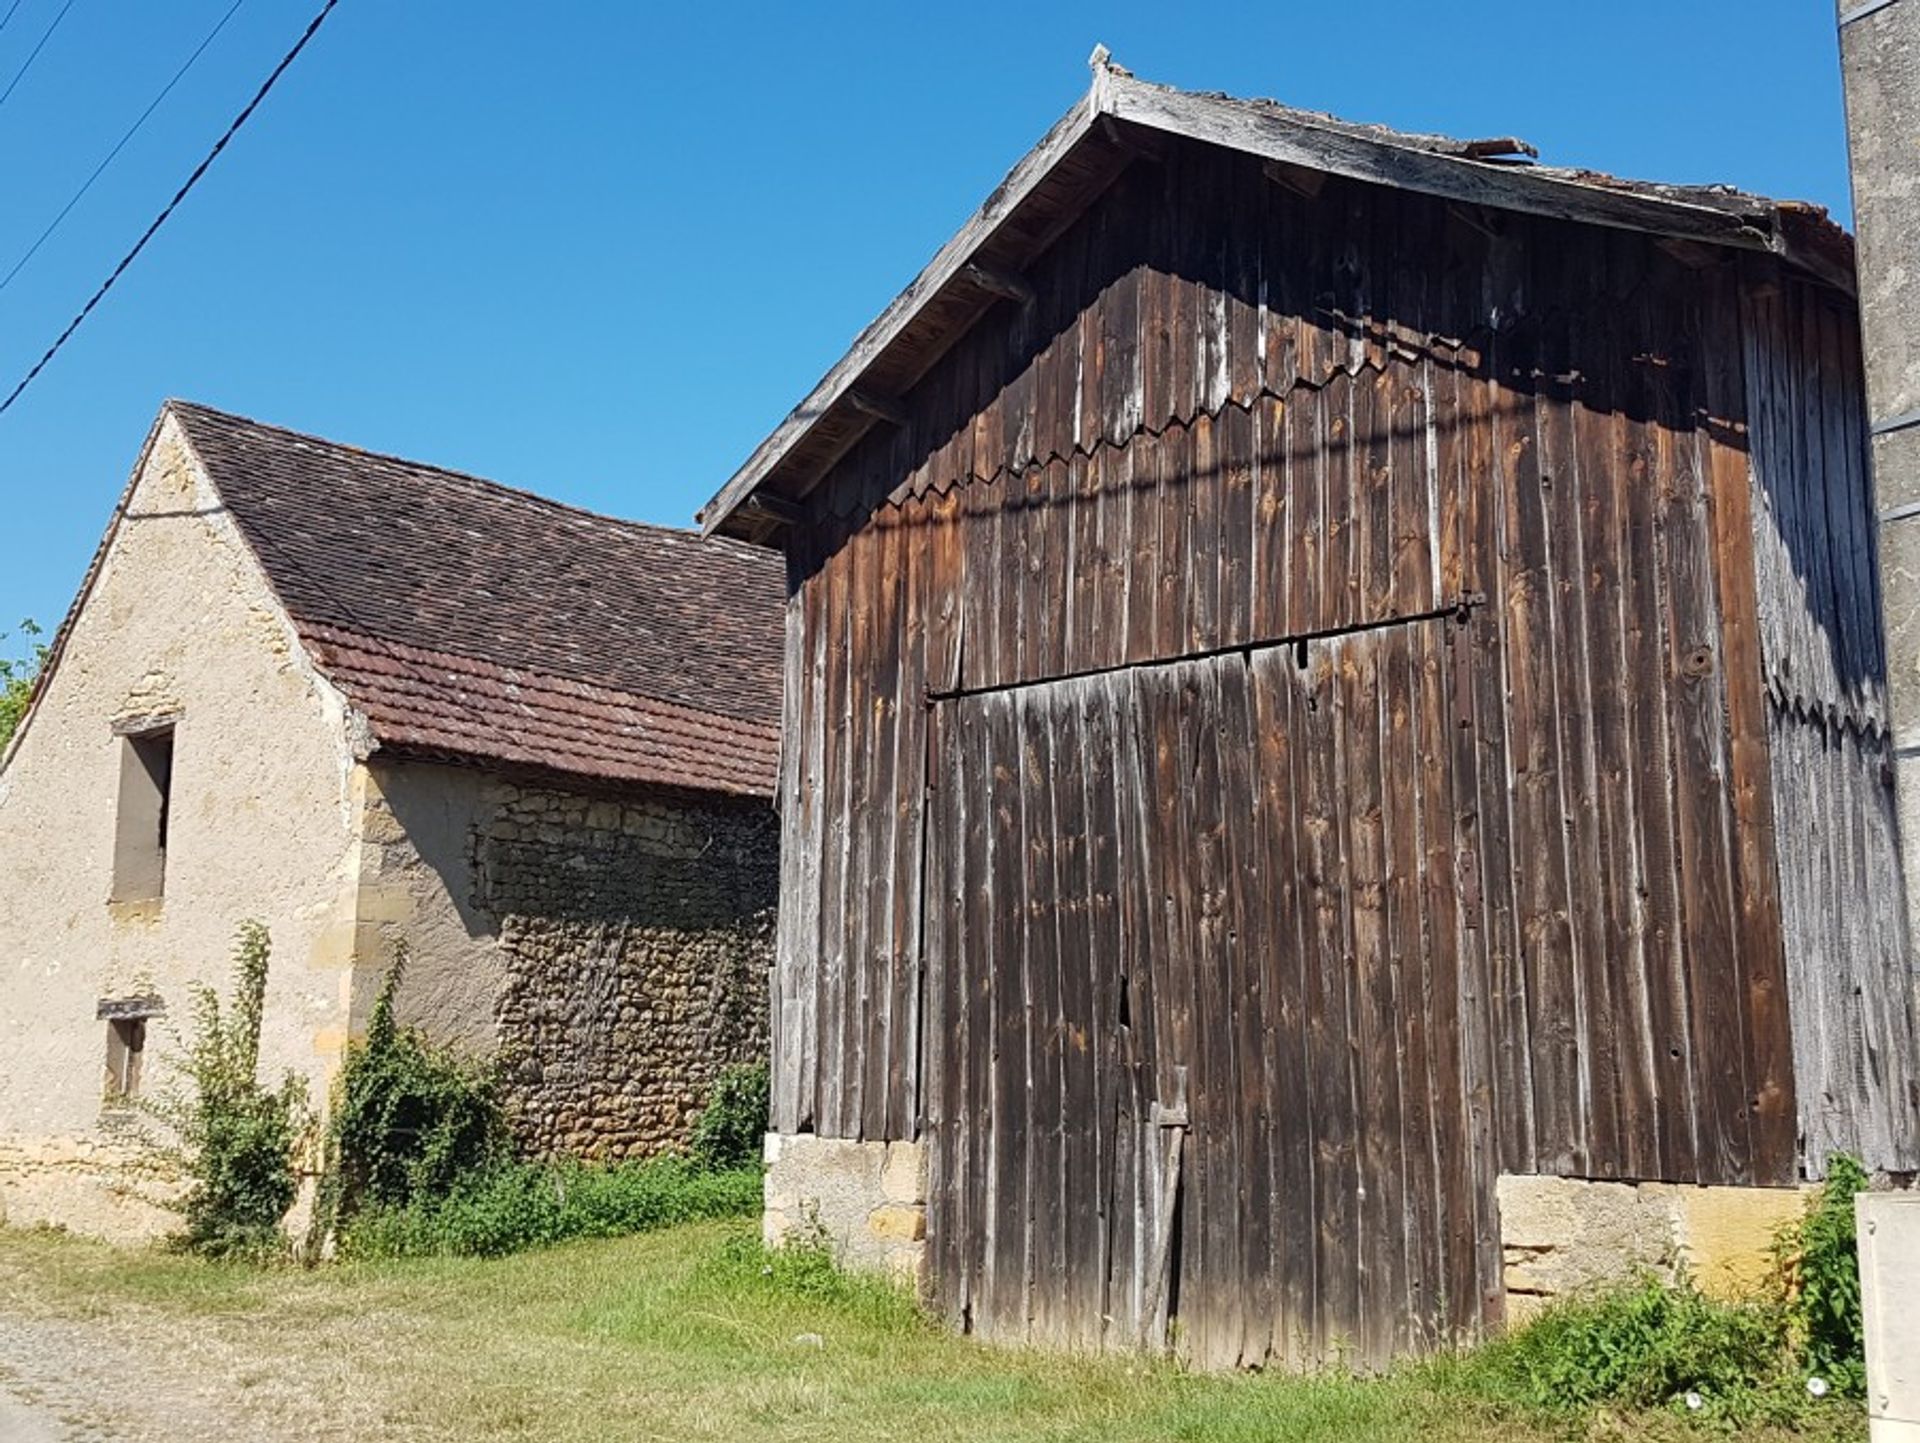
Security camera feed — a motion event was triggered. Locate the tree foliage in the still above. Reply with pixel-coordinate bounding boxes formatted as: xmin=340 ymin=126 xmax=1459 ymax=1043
xmin=0 ymin=618 xmax=46 ymax=751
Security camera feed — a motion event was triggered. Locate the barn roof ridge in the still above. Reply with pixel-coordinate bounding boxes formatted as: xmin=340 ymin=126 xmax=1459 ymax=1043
xmin=699 ymin=56 xmax=1853 ymax=542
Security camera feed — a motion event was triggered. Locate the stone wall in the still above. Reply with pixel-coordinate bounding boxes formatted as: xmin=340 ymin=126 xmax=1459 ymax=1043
xmin=763 ymin=1132 xmax=927 ymax=1284
xmin=485 ymin=787 xmax=775 ymax=1158
xmin=366 ymin=761 xmax=778 ymax=1162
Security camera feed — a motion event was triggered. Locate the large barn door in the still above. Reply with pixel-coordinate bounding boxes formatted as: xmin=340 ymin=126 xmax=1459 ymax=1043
xmin=922 ymin=616 xmax=1494 ymax=1368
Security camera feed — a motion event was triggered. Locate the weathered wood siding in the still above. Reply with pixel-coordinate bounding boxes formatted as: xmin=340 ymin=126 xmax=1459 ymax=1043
xmin=767 ymin=140 xmax=1888 ymax=1361
xmin=925 ymin=627 xmax=1493 ymax=1368
xmin=1743 ymin=280 xmax=1920 ymax=1175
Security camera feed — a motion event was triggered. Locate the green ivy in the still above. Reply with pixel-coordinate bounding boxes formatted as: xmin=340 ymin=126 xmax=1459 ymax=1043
xmin=311 ymin=947 xmax=508 ymax=1248
xmin=689 ymin=1061 xmax=769 ymax=1172
xmin=144 ymin=922 xmax=314 ymax=1260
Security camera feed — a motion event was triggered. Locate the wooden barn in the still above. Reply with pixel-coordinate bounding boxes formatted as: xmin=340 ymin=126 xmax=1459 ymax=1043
xmin=702 ymin=60 xmax=1920 ymax=1368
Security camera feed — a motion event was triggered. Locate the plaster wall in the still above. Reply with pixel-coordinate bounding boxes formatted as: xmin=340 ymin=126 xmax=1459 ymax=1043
xmin=0 ymin=416 xmax=362 ymax=1237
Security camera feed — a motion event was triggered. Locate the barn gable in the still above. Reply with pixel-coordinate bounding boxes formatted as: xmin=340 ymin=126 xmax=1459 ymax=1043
xmin=729 ymin=62 xmax=1915 ymax=1369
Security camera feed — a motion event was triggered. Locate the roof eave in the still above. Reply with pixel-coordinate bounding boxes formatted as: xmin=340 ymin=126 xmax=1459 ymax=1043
xmin=699 ymin=64 xmax=1854 ymax=541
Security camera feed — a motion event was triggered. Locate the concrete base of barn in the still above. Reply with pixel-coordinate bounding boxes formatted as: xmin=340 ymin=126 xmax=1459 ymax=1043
xmin=762 ymin=1133 xmax=927 ymax=1285
xmin=1496 ymin=1174 xmax=1812 ymax=1324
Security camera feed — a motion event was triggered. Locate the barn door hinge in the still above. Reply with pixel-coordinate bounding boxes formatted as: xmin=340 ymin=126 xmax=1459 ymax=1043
xmin=1149 ymin=1064 xmax=1190 ymax=1128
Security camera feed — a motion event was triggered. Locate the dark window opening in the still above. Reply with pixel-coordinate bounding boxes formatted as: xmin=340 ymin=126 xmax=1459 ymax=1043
xmin=104 ymin=1017 xmax=146 ymax=1102
xmin=111 ymin=725 xmax=174 ymax=903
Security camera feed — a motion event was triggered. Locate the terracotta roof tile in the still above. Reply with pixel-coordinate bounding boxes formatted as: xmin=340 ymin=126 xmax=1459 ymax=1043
xmin=168 ymin=401 xmax=783 ymax=797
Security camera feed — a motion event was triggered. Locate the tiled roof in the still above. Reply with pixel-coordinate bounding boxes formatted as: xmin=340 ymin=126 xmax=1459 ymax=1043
xmin=169 ymin=400 xmax=784 ymax=798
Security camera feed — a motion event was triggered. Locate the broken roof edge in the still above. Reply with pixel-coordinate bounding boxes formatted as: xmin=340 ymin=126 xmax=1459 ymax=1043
xmin=699 ymin=55 xmax=1854 ymax=542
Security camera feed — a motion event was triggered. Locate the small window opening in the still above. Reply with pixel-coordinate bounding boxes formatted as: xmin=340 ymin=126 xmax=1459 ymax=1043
xmin=111 ymin=725 xmax=174 ymax=903
xmin=104 ymin=1017 xmax=146 ymax=1102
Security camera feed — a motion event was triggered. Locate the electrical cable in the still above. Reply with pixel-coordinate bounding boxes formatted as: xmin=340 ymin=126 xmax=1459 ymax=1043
xmin=0 ymin=0 xmax=249 ymax=297
xmin=0 ymin=0 xmax=340 ymax=418
xmin=0 ymin=0 xmax=77 ymax=112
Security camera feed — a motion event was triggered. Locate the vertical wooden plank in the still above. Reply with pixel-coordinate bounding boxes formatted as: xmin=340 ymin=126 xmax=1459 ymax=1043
xmin=1018 ymin=686 xmax=1067 ymax=1342
xmin=1340 ymin=628 xmax=1407 ymax=1367
xmin=1501 ymin=314 xmax=1584 ymax=1175
xmin=924 ymin=694 xmax=962 ymax=1321
xmin=1252 ymin=394 xmax=1291 ymax=640
xmin=863 ymin=508 xmax=906 ymax=1140
xmin=1382 ymin=624 xmax=1438 ymax=1349
xmin=1301 ymin=634 xmax=1360 ymax=1359
xmin=1289 ymin=390 xmax=1324 ymax=639
xmin=1473 ymin=326 xmax=1538 ymax=1176
xmin=1153 ymin=429 xmax=1192 ymax=660
xmin=1536 ymin=274 xmax=1621 ymax=1176
xmin=1251 ymin=646 xmax=1317 ymax=1365
xmin=1220 ymin=402 xmax=1256 ymax=650
xmin=815 ymin=529 xmax=855 ymax=1137
xmin=1188 ymin=414 xmax=1224 ymax=653
xmin=1699 ymin=269 xmax=1797 ymax=1183
xmin=1655 ymin=270 xmax=1753 ymax=1186
xmin=1606 ymin=267 xmax=1697 ymax=1182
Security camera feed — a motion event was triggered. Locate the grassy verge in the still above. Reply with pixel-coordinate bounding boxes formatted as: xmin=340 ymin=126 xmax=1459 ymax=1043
xmin=0 ymin=1220 xmax=1865 ymax=1443
xmin=339 ymin=1156 xmax=762 ymax=1258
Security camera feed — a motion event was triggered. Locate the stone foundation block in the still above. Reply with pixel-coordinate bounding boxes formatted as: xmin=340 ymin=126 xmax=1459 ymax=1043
xmin=763 ymin=1131 xmax=927 ymax=1285
xmin=1497 ymin=1173 xmax=1812 ymax=1321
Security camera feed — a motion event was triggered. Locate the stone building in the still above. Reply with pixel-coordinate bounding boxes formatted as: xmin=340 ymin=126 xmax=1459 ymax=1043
xmin=0 ymin=400 xmax=783 ymax=1239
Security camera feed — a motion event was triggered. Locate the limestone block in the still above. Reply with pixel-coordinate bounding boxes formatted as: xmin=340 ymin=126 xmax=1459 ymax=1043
xmin=1671 ymin=1184 xmax=1807 ymax=1300
xmin=1497 ymin=1174 xmax=1675 ymax=1298
xmin=868 ymin=1204 xmax=926 ymax=1243
xmin=880 ymin=1140 xmax=927 ymax=1204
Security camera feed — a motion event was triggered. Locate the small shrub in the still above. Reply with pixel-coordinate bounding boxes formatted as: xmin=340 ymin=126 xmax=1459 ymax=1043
xmin=1775 ymin=1153 xmax=1870 ymax=1397
xmin=318 ymin=949 xmax=507 ymax=1236
xmin=342 ymin=1155 xmax=761 ymax=1259
xmin=1457 ymin=1273 xmax=1789 ymax=1418
xmin=145 ymin=922 xmax=313 ymax=1260
xmin=688 ymin=1061 xmax=768 ymax=1172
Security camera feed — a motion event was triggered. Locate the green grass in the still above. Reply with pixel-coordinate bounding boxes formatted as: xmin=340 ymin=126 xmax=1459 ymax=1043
xmin=339 ymin=1156 xmax=763 ymax=1258
xmin=0 ymin=1222 xmax=1866 ymax=1443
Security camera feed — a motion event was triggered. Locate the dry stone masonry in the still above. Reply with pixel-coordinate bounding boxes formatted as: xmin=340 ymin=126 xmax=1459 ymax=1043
xmin=481 ymin=785 xmax=776 ymax=1160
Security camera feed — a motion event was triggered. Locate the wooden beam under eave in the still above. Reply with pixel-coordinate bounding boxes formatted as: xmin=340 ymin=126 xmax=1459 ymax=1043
xmin=961 ymin=261 xmax=1036 ymax=307
xmin=847 ymin=388 xmax=912 ymax=427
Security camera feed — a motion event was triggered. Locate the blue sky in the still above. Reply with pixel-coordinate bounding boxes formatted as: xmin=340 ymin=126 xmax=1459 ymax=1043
xmin=0 ymin=0 xmax=1851 ymax=645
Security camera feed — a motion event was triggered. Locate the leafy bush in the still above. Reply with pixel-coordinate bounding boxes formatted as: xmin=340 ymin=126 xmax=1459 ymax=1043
xmin=689 ymin=1061 xmax=768 ymax=1171
xmin=145 ymin=922 xmax=314 ymax=1260
xmin=342 ymin=1155 xmax=761 ymax=1259
xmin=318 ymin=950 xmax=507 ymax=1233
xmin=1453 ymin=1273 xmax=1792 ymax=1421
xmin=0 ymin=617 xmax=46 ymax=750
xmin=1776 ymin=1153 xmax=1870 ymax=1397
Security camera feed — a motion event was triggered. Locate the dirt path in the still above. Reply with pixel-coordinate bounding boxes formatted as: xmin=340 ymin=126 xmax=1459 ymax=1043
xmin=0 ymin=1308 xmax=397 ymax=1442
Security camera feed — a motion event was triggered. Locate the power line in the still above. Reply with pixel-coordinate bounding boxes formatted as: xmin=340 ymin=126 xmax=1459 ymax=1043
xmin=0 ymin=0 xmax=340 ymax=419
xmin=0 ymin=0 xmax=77 ymax=113
xmin=0 ymin=0 xmax=28 ymax=40
xmin=0 ymin=0 xmax=249 ymax=297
